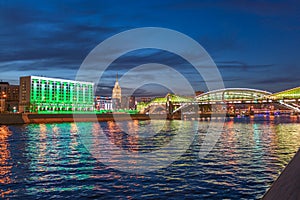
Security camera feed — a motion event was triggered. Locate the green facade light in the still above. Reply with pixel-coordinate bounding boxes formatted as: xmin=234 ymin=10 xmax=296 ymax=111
xmin=27 ymin=76 xmax=94 ymax=113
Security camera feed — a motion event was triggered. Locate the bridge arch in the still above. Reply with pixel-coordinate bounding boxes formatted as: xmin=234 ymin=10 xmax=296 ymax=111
xmin=195 ymin=88 xmax=272 ymax=102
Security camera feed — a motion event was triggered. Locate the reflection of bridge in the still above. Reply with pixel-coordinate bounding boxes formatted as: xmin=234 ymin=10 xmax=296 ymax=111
xmin=138 ymin=86 xmax=300 ymax=116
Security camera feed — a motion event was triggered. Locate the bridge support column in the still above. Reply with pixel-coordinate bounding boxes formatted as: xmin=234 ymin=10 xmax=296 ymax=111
xmin=166 ymin=95 xmax=173 ymax=119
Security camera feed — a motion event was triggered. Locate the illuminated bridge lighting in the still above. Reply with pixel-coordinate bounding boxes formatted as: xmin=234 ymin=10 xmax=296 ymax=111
xmin=271 ymin=86 xmax=300 ymax=99
xmin=195 ymin=88 xmax=272 ymax=102
xmin=138 ymin=87 xmax=300 ymax=114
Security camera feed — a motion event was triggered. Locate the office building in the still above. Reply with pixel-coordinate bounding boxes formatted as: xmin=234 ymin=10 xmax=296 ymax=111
xmin=19 ymin=76 xmax=94 ymax=112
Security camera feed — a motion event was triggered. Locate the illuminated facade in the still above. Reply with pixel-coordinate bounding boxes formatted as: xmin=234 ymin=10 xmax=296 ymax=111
xmin=112 ymin=74 xmax=122 ymax=109
xmin=19 ymin=76 xmax=94 ymax=112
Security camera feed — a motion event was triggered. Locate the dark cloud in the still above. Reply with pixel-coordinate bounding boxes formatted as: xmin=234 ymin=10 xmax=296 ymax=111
xmin=95 ymin=82 xmax=172 ymax=97
xmin=0 ymin=0 xmax=299 ymax=96
xmin=216 ymin=61 xmax=273 ymax=71
xmin=256 ymin=77 xmax=298 ymax=85
xmin=169 ymin=0 xmax=300 ymax=16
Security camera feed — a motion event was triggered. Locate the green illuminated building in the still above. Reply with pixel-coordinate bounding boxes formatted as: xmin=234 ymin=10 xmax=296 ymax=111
xmin=19 ymin=76 xmax=94 ymax=112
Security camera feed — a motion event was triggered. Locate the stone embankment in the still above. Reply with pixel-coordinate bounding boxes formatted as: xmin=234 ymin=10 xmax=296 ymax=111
xmin=0 ymin=113 xmax=153 ymax=125
xmin=263 ymin=149 xmax=300 ymax=199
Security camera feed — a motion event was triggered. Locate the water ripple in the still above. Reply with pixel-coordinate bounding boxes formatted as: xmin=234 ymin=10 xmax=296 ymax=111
xmin=0 ymin=118 xmax=299 ymax=199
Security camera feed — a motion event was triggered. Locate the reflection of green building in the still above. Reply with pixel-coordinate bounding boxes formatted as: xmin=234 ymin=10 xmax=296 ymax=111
xmin=19 ymin=76 xmax=94 ymax=112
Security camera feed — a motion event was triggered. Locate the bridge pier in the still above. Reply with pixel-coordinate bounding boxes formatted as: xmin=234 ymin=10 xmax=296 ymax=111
xmin=166 ymin=94 xmax=173 ymax=118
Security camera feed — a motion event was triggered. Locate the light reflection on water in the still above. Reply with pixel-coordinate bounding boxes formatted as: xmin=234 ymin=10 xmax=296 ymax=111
xmin=0 ymin=117 xmax=300 ymax=199
xmin=0 ymin=126 xmax=13 ymax=198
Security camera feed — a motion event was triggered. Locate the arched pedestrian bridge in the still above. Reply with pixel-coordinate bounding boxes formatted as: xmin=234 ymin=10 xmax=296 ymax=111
xmin=195 ymin=88 xmax=272 ymax=103
xmin=137 ymin=87 xmax=300 ymax=115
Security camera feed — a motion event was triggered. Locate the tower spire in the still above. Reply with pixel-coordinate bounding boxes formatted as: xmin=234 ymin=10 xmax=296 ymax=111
xmin=116 ymin=72 xmax=118 ymax=82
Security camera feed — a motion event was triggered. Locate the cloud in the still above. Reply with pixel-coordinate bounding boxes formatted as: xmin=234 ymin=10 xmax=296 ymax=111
xmin=216 ymin=61 xmax=274 ymax=72
xmin=168 ymin=0 xmax=300 ymax=16
xmin=255 ymin=77 xmax=298 ymax=85
xmin=0 ymin=0 xmax=299 ymax=97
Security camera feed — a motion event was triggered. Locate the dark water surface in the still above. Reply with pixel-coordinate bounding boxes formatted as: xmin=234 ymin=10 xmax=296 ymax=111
xmin=1 ymin=116 xmax=300 ymax=199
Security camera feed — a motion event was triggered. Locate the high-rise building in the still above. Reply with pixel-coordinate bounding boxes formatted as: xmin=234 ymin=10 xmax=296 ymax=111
xmin=112 ymin=73 xmax=121 ymax=110
xmin=19 ymin=76 xmax=94 ymax=113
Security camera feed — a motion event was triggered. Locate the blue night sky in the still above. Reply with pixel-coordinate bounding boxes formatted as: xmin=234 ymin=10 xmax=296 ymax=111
xmin=0 ymin=0 xmax=300 ymax=96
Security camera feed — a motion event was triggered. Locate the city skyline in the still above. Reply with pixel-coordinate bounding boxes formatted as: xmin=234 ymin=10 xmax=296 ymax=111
xmin=1 ymin=0 xmax=300 ymax=97
xmin=1 ymin=2 xmax=300 ymax=199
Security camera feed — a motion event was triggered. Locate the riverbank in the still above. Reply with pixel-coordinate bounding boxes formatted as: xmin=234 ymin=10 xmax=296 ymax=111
xmin=0 ymin=113 xmax=230 ymax=124
xmin=0 ymin=113 xmax=153 ymax=125
xmin=0 ymin=113 xmax=298 ymax=125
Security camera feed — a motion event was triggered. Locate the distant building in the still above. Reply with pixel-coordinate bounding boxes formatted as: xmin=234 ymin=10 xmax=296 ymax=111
xmin=7 ymin=85 xmax=19 ymax=101
xmin=19 ymin=76 xmax=94 ymax=113
xmin=139 ymin=97 xmax=152 ymax=103
xmin=128 ymin=96 xmax=136 ymax=110
xmin=195 ymin=91 xmax=204 ymax=96
xmin=0 ymin=82 xmax=9 ymax=99
xmin=7 ymin=85 xmax=19 ymax=112
xmin=112 ymin=73 xmax=121 ymax=110
xmin=95 ymin=96 xmax=112 ymax=110
xmin=0 ymin=99 xmax=5 ymax=113
xmin=0 ymin=82 xmax=9 ymax=111
xmin=0 ymin=81 xmax=19 ymax=112
xmin=121 ymin=96 xmax=136 ymax=110
xmin=121 ymin=96 xmax=127 ymax=109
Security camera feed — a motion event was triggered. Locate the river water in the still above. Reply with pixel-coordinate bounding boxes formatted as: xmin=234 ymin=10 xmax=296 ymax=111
xmin=1 ymin=116 xmax=300 ymax=199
